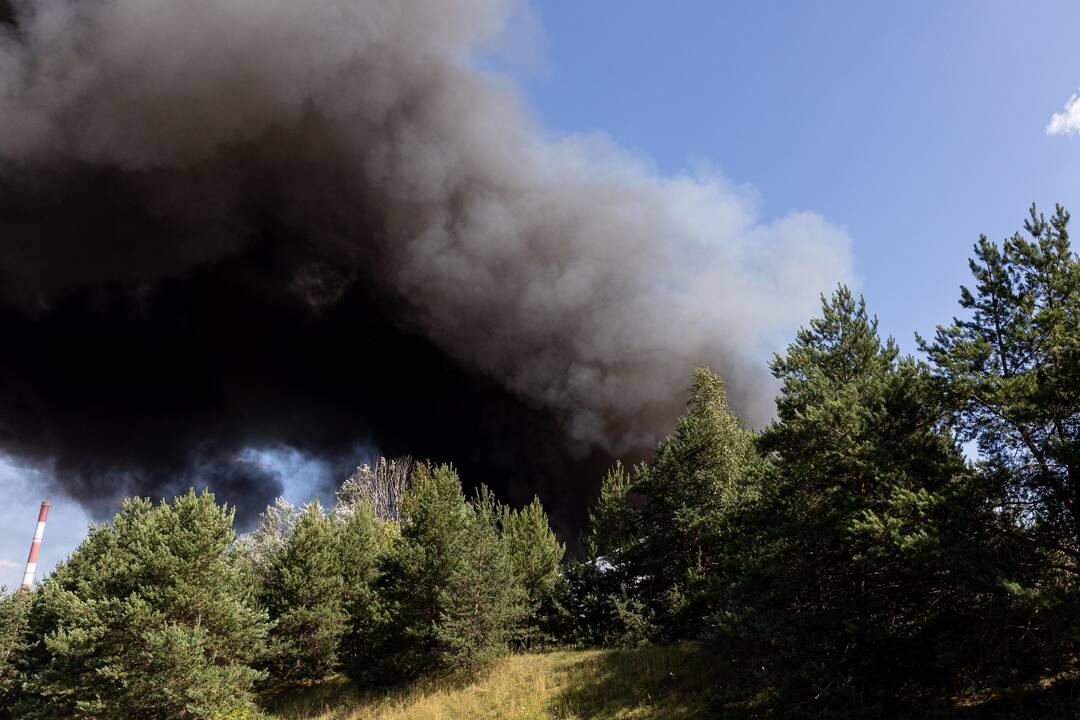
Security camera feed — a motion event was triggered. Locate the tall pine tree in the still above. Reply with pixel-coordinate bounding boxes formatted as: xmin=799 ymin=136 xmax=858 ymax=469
xmin=921 ymin=204 xmax=1080 ymax=568
xmin=920 ymin=204 xmax=1080 ymax=691
xmin=735 ymin=286 xmax=1012 ymax=714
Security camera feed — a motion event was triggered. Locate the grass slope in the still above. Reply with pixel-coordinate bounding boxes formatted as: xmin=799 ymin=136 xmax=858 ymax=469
xmin=268 ymin=644 xmax=715 ymax=720
xmin=264 ymin=643 xmax=1080 ymax=719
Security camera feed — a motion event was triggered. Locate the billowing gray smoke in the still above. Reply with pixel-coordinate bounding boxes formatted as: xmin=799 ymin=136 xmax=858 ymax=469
xmin=0 ymin=0 xmax=852 ymax=530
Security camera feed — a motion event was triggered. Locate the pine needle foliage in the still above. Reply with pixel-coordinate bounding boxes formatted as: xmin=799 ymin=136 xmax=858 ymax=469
xmin=342 ymin=464 xmax=528 ymax=685
xmin=728 ymin=286 xmax=1037 ymax=714
xmin=502 ymin=496 xmax=565 ymax=645
xmin=571 ymin=369 xmax=762 ymax=644
xmin=920 ymin=204 xmax=1080 ymax=568
xmin=0 ymin=587 xmax=31 ymax=718
xmin=17 ymin=490 xmax=268 ymax=720
xmin=261 ymin=500 xmax=346 ymax=684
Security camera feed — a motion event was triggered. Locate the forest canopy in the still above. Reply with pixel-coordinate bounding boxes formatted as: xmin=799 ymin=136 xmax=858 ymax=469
xmin=1 ymin=205 xmax=1078 ymax=718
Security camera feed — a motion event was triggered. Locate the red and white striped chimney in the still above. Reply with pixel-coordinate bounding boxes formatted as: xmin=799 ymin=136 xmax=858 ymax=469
xmin=21 ymin=500 xmax=49 ymax=591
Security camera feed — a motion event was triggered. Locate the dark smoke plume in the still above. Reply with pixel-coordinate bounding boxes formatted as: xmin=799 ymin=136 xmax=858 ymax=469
xmin=0 ymin=0 xmax=852 ymax=532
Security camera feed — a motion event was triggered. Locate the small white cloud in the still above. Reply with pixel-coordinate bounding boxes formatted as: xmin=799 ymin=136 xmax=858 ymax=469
xmin=0 ymin=559 xmax=20 ymax=570
xmin=1047 ymin=92 xmax=1080 ymax=136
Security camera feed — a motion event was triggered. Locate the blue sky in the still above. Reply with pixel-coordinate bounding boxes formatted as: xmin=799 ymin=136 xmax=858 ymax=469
xmin=3 ymin=1 xmax=1079 ymax=588
xmin=0 ymin=450 xmax=337 ymax=590
xmin=515 ymin=1 xmax=1080 ymax=348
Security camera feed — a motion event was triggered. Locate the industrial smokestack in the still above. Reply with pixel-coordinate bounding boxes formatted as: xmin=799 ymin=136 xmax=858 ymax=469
xmin=21 ymin=500 xmax=49 ymax=591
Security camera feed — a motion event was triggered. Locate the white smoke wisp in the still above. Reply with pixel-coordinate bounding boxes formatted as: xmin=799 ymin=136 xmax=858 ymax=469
xmin=0 ymin=0 xmax=853 ymax=455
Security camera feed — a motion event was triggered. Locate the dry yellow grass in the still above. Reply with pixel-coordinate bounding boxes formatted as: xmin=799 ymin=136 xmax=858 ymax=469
xmin=268 ymin=644 xmax=713 ymax=720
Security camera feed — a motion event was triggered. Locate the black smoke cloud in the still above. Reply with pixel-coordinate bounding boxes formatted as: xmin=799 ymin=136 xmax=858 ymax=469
xmin=0 ymin=0 xmax=852 ymax=533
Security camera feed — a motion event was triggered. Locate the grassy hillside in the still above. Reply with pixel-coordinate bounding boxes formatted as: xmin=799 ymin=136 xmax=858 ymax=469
xmin=266 ymin=642 xmax=1080 ymax=720
xmin=267 ymin=644 xmax=717 ymax=720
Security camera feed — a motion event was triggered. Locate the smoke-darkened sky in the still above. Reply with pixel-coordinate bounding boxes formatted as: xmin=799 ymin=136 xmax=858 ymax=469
xmin=0 ymin=0 xmax=858 ymax=571
xmin=3 ymin=0 xmax=1078 ymax=591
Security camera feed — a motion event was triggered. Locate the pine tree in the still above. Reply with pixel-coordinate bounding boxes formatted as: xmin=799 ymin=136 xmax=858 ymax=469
xmin=0 ymin=587 xmax=31 ymax=719
xmin=502 ymin=496 xmax=564 ymax=644
xmin=343 ymin=462 xmax=469 ymax=684
xmin=576 ymin=369 xmax=762 ymax=642
xmin=261 ymin=500 xmax=345 ymax=683
xmin=919 ymin=204 xmax=1080 ymax=689
xmin=18 ymin=491 xmax=268 ymax=720
xmin=920 ymin=204 xmax=1080 ymax=567
xmin=584 ymin=461 xmax=639 ymax=560
xmin=334 ymin=500 xmax=384 ymax=683
xmin=739 ymin=286 xmax=1019 ymax=713
xmin=343 ymin=464 xmax=526 ymax=684
xmin=435 ymin=486 xmax=524 ymax=671
xmin=631 ymin=368 xmax=761 ymax=637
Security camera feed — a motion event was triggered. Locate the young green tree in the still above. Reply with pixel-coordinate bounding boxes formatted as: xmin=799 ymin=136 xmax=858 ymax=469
xmin=367 ymin=462 xmax=473 ymax=682
xmin=334 ymin=500 xmax=386 ymax=683
xmin=584 ymin=461 xmax=639 ymax=561
xmin=18 ymin=491 xmax=268 ymax=720
xmin=435 ymin=486 xmax=525 ymax=671
xmin=343 ymin=464 xmax=526 ymax=684
xmin=575 ymin=369 xmax=762 ymax=642
xmin=502 ymin=496 xmax=564 ymax=644
xmin=335 ymin=500 xmax=384 ymax=603
xmin=630 ymin=368 xmax=762 ymax=638
xmin=261 ymin=500 xmax=346 ymax=683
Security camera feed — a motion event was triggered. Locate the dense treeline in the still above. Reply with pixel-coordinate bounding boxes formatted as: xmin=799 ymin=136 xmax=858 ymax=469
xmin=555 ymin=205 xmax=1080 ymax=716
xmin=0 ymin=205 xmax=1077 ymax=718
xmin=0 ymin=461 xmax=563 ymax=719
